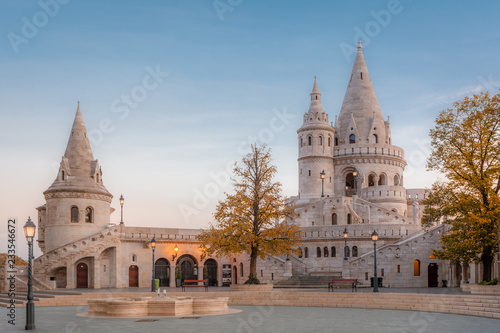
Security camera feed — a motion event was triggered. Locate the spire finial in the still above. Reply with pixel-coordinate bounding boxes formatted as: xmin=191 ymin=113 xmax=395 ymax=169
xmin=311 ymin=76 xmax=320 ymax=95
xmin=357 ymin=41 xmax=362 ymax=50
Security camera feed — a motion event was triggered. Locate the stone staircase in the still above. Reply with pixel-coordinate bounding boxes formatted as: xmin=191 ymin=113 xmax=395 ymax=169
xmin=274 ymin=275 xmax=336 ymax=288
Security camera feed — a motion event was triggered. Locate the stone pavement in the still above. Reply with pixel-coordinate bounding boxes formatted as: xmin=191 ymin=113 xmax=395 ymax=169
xmin=2 ymin=304 xmax=500 ymax=333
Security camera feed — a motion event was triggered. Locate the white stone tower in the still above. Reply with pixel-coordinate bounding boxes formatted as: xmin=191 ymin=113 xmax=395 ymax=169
xmin=297 ymin=77 xmax=335 ymax=201
xmin=333 ymin=42 xmax=407 ymax=214
xmin=37 ymin=103 xmax=113 ymax=253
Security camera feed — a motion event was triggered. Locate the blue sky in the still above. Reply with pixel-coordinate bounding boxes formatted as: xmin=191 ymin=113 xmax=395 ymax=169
xmin=1 ymin=0 xmax=500 ymax=258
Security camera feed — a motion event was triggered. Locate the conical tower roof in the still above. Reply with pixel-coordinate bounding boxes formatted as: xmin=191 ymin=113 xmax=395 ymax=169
xmin=64 ymin=102 xmax=95 ymax=178
xmin=299 ymin=77 xmax=332 ymax=131
xmin=44 ymin=103 xmax=112 ymax=197
xmin=336 ymin=42 xmax=386 ymax=144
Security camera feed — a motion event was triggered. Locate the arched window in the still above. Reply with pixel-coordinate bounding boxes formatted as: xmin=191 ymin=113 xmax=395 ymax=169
xmin=414 ymin=259 xmax=421 ymax=276
xmin=71 ymin=206 xmax=78 ymax=223
xmin=378 ymin=174 xmax=386 ymax=185
xmin=61 ymin=170 xmax=65 ymax=180
xmin=319 ymin=136 xmax=323 ymax=145
xmin=308 ymin=136 xmax=312 ymax=146
xmin=298 ymin=247 xmax=303 ymax=258
xmin=304 ymin=247 xmax=309 ymax=258
xmin=394 ymin=174 xmax=400 ymax=186
xmin=372 ymin=134 xmax=378 ymax=143
xmin=300 ymin=138 xmax=303 ymax=147
xmin=328 ymin=137 xmax=331 ymax=147
xmin=240 ymin=263 xmax=244 ymax=277
xmin=347 ymin=213 xmax=351 ymax=225
xmin=332 ymin=213 xmax=337 ymax=225
xmin=324 ymin=247 xmax=329 ymax=257
xmin=429 ymin=254 xmax=436 ymax=259
xmin=85 ymin=207 xmax=93 ymax=223
xmin=349 ymin=134 xmax=356 ymax=144
xmin=368 ymin=174 xmax=375 ymax=187
xmin=352 ymin=246 xmax=358 ymax=257
xmin=132 ymin=254 xmax=137 ymax=262
xmin=331 ymin=246 xmax=336 ymax=257
xmin=316 ymin=247 xmax=322 ymax=258
xmin=345 ymin=246 xmax=350 ymax=257
xmin=334 ymin=137 xmax=338 ymax=146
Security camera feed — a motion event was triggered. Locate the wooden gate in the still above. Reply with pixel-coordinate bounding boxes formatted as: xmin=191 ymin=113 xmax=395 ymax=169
xmin=76 ymin=263 xmax=88 ymax=288
xmin=129 ymin=265 xmax=139 ymax=287
xmin=428 ymin=263 xmax=439 ymax=287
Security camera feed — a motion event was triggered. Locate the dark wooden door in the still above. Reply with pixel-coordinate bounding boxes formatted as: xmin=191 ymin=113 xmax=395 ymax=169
xmin=129 ymin=265 xmax=139 ymax=287
xmin=205 ymin=259 xmax=217 ymax=286
xmin=77 ymin=263 xmax=88 ymax=288
xmin=428 ymin=263 xmax=438 ymax=287
xmin=180 ymin=259 xmax=196 ymax=281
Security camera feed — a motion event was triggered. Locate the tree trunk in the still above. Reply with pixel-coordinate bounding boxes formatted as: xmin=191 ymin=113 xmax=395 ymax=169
xmin=248 ymin=246 xmax=258 ymax=283
xmin=482 ymin=249 xmax=493 ymax=282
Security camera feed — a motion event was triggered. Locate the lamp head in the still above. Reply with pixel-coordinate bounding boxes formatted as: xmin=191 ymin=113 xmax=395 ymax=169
xmin=352 ymin=169 xmax=357 ymax=177
xmin=343 ymin=228 xmax=348 ymax=238
xmin=320 ymin=170 xmax=325 ymax=179
xmin=151 ymin=236 xmax=156 ymax=249
xmin=174 ymin=245 xmax=179 ymax=252
xmin=24 ymin=217 xmax=36 ymax=240
xmin=119 ymin=194 xmax=124 ymax=206
xmin=371 ymin=230 xmax=378 ymax=241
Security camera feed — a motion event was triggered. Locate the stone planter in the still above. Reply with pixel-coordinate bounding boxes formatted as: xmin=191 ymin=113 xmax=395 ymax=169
xmin=469 ymin=284 xmax=500 ymax=294
xmin=230 ymin=284 xmax=273 ymax=291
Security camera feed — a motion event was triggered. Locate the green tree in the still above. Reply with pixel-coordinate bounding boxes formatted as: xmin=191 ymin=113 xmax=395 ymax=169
xmin=198 ymin=145 xmax=300 ymax=284
xmin=424 ymin=92 xmax=500 ymax=281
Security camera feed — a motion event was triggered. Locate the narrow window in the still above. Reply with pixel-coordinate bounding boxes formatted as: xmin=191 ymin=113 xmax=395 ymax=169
xmin=381 ymin=268 xmax=384 ymax=277
xmin=372 ymin=134 xmax=378 ymax=143
xmin=349 ymin=134 xmax=356 ymax=144
xmin=271 ymin=273 xmax=274 ymax=280
xmin=261 ymin=270 xmax=263 ymax=277
xmin=334 ymin=137 xmax=338 ymax=146
xmin=328 ymin=137 xmax=331 ymax=146
xmin=132 ymin=255 xmax=137 ymax=262
xmin=347 ymin=213 xmax=351 ymax=225
xmin=300 ymin=138 xmax=303 ymax=147
xmin=331 ymin=246 xmax=336 ymax=257
xmin=352 ymin=246 xmax=358 ymax=257
xmin=71 ymin=206 xmax=79 ymax=223
xmin=365 ymin=272 xmax=369 ymax=280
xmin=345 ymin=246 xmax=350 ymax=257
xmin=316 ymin=247 xmax=321 ymax=258
xmin=304 ymin=247 xmax=309 ymax=258
xmin=414 ymin=260 xmax=421 ymax=276
xmin=240 ymin=263 xmax=243 ymax=277
xmin=308 ymin=136 xmax=312 ymax=146
xmin=397 ymin=265 xmax=401 ymax=273
xmin=61 ymin=171 xmax=65 ymax=180
xmin=332 ymin=213 xmax=337 ymax=225
xmin=319 ymin=136 xmax=323 ymax=145
xmin=324 ymin=247 xmax=329 ymax=257
xmin=360 ymin=72 xmax=363 ymax=80
xmin=309 ymin=170 xmax=311 ymax=176
xmin=85 ymin=207 xmax=93 ymax=223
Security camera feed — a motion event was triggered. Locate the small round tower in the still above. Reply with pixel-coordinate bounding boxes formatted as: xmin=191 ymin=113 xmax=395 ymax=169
xmin=38 ymin=103 xmax=113 ymax=253
xmin=297 ymin=77 xmax=335 ymax=201
xmin=333 ymin=42 xmax=407 ymax=214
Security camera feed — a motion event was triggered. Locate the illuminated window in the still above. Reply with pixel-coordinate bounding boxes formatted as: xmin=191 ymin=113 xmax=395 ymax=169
xmin=414 ymin=260 xmax=421 ymax=276
xmin=429 ymin=254 xmax=436 ymax=259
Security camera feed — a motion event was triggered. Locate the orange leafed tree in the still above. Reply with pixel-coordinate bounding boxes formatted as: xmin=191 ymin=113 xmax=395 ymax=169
xmin=424 ymin=92 xmax=500 ymax=281
xmin=197 ymin=145 xmax=301 ymax=284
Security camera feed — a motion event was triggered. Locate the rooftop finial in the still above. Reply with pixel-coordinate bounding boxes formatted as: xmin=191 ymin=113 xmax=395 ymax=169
xmin=357 ymin=41 xmax=362 ymax=50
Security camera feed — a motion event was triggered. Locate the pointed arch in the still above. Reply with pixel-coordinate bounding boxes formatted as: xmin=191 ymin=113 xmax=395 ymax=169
xmin=332 ymin=213 xmax=337 ymax=225
xmin=308 ymin=136 xmax=312 ymax=146
xmin=71 ymin=206 xmax=79 ymax=223
xmin=372 ymin=134 xmax=378 ymax=143
xmin=349 ymin=134 xmax=356 ymax=144
xmin=378 ymin=174 xmax=387 ymax=185
xmin=331 ymin=246 xmax=336 ymax=257
xmin=318 ymin=136 xmax=323 ymax=146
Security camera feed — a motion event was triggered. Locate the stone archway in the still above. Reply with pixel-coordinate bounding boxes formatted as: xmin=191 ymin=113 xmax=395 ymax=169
xmin=155 ymin=258 xmax=170 ymax=287
xmin=51 ymin=267 xmax=67 ymax=288
xmin=205 ymin=259 xmax=218 ymax=286
xmin=428 ymin=263 xmax=439 ymax=287
xmin=177 ymin=254 xmax=198 ymax=281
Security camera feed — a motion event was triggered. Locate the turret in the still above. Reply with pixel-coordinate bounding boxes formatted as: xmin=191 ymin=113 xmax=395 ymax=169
xmin=297 ymin=77 xmax=335 ymax=201
xmin=38 ymin=103 xmax=113 ymax=253
xmin=333 ymin=43 xmax=407 ymax=215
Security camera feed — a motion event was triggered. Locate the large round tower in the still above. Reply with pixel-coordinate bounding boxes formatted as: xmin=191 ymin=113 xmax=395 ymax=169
xmin=38 ymin=103 xmax=113 ymax=253
xmin=297 ymin=77 xmax=335 ymax=201
xmin=333 ymin=42 xmax=407 ymax=214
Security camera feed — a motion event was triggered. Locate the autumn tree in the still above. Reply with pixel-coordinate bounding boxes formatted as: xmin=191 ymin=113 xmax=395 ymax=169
xmin=424 ymin=92 xmax=500 ymax=281
xmin=197 ymin=145 xmax=301 ymax=284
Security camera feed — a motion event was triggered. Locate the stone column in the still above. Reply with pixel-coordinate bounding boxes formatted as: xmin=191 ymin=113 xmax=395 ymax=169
xmin=469 ymin=263 xmax=477 ymax=284
xmin=66 ymin=262 xmax=75 ymax=289
xmin=198 ymin=261 xmax=204 ymax=280
xmin=169 ymin=261 xmax=176 ymax=288
xmin=461 ymin=262 xmax=467 ymax=286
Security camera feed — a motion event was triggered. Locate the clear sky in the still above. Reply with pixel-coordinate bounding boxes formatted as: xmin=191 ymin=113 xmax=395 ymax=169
xmin=1 ymin=0 xmax=500 ymax=259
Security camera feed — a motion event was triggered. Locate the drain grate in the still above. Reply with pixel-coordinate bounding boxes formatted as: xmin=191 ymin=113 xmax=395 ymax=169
xmin=179 ymin=317 xmax=201 ymax=320
xmin=135 ymin=319 xmax=159 ymax=322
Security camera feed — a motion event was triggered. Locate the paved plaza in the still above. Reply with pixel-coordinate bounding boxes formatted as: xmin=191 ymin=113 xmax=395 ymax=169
xmin=2 ymin=303 xmax=499 ymax=333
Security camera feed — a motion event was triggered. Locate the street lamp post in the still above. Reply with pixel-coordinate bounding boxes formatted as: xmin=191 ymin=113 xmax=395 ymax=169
xmin=172 ymin=245 xmax=179 ymax=262
xmin=343 ymin=228 xmax=348 ymax=260
xmin=371 ymin=230 xmax=379 ymax=292
xmin=320 ymin=170 xmax=325 ymax=197
xmin=119 ymin=194 xmax=124 ymax=225
xmin=352 ymin=168 xmax=358 ymax=196
xmin=151 ymin=236 xmax=156 ymax=292
xmin=24 ymin=217 xmax=36 ymax=330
